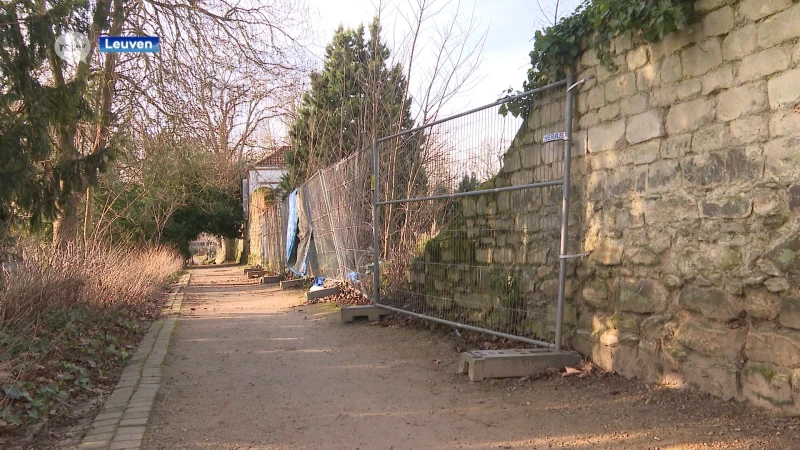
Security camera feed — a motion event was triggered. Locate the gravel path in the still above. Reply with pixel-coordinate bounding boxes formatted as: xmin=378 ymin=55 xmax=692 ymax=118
xmin=142 ymin=266 xmax=798 ymax=449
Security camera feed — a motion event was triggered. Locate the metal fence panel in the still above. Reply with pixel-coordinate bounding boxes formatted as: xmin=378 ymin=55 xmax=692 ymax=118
xmin=371 ymin=77 xmax=575 ymax=348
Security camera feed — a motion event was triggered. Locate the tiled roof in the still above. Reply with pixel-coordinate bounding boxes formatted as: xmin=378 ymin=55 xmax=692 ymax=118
xmin=255 ymin=146 xmax=288 ymax=167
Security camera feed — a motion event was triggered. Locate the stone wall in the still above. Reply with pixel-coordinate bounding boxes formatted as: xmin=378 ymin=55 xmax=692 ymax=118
xmin=571 ymin=0 xmax=800 ymax=416
xmin=411 ymin=0 xmax=800 ymax=415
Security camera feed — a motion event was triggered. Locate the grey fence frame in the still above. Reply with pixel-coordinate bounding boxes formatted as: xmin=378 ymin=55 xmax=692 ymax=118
xmin=370 ymin=74 xmax=577 ymax=350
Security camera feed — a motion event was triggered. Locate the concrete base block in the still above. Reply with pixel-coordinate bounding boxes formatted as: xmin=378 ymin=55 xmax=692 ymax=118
xmin=260 ymin=275 xmax=283 ymax=284
xmin=457 ymin=348 xmax=582 ymax=381
xmin=280 ymin=279 xmax=305 ymax=290
xmin=305 ymin=286 xmax=340 ymax=301
xmin=341 ymin=305 xmax=392 ymax=323
xmin=244 ymin=267 xmax=262 ymax=274
xmin=247 ymin=270 xmax=268 ymax=278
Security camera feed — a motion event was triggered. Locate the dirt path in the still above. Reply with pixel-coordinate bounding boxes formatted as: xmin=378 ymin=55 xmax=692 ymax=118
xmin=142 ymin=266 xmax=798 ymax=449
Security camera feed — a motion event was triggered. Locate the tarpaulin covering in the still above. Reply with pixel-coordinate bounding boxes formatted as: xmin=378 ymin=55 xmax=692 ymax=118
xmin=285 ymin=188 xmax=314 ymax=276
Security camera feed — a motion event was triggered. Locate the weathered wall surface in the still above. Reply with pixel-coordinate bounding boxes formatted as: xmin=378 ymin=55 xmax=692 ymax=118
xmin=413 ymin=0 xmax=800 ymax=415
xmin=571 ymin=0 xmax=800 ymax=416
xmin=246 ymin=187 xmax=273 ymax=267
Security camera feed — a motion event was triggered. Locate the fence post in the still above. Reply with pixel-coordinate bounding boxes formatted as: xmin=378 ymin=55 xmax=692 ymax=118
xmin=554 ymin=72 xmax=575 ymax=352
xmin=371 ymin=139 xmax=381 ymax=304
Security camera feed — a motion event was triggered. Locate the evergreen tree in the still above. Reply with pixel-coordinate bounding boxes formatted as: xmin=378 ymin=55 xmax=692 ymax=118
xmin=281 ymin=18 xmax=414 ymax=191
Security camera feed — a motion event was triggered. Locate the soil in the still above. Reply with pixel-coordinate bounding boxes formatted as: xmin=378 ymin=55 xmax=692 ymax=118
xmin=143 ymin=266 xmax=800 ymax=449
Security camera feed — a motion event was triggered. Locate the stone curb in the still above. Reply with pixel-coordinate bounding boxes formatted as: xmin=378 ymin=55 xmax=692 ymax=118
xmin=78 ymin=273 xmax=190 ymax=450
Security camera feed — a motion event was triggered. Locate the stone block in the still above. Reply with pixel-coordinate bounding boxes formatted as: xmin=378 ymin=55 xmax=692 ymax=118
xmin=647 ymin=160 xmax=681 ymax=193
xmin=583 ymin=279 xmax=609 ymax=309
xmin=683 ymin=152 xmax=725 ymax=187
xmin=701 ymin=64 xmax=734 ymax=95
xmin=305 ymin=286 xmax=340 ymax=301
xmin=580 ymin=111 xmax=600 ymax=129
xmin=280 ymin=278 xmax=306 ymax=289
xmin=692 ymin=124 xmax=729 ymax=153
xmin=644 ymin=194 xmax=699 ymax=224
xmin=681 ymin=353 xmax=742 ymax=400
xmin=741 ymin=361 xmax=796 ymax=414
xmin=717 ymin=83 xmax=768 ymax=122
xmin=768 ymin=68 xmax=800 ymax=109
xmin=764 ymin=235 xmax=800 ymax=275
xmin=739 ymin=46 xmax=791 ymax=83
xmin=725 ymin=147 xmax=764 ymax=183
xmin=700 ymin=195 xmax=753 ymax=219
xmin=605 ymin=73 xmax=637 ymax=103
xmin=676 ymin=79 xmax=702 ymax=101
xmin=661 ymin=134 xmax=691 ymax=159
xmin=788 ymin=185 xmax=800 ymax=213
xmin=616 ymin=278 xmax=667 ymax=313
xmin=770 ymin=109 xmax=800 ymax=138
xmin=341 ymin=305 xmax=392 ymax=322
xmin=666 ymin=98 xmax=714 ymax=134
xmin=581 ymin=49 xmax=600 ymax=68
xmin=765 ymin=277 xmax=790 ymax=292
xmin=739 ymin=0 xmax=792 ymax=21
xmin=588 ymin=241 xmax=623 ymax=266
xmin=650 ymin=86 xmax=678 ymax=108
xmin=674 ymin=319 xmax=746 ymax=362
xmin=780 ymin=297 xmax=800 ymax=330
xmin=620 ymin=94 xmax=647 ymax=115
xmin=722 ymin=24 xmax=758 ymax=61
xmin=681 ymin=38 xmax=722 ymax=78
xmin=652 ymin=26 xmax=703 ymax=58
xmin=678 ymin=286 xmax=738 ymax=320
xmin=702 ymin=6 xmax=734 ymax=37
xmin=591 ymin=151 xmax=617 ymax=170
xmin=636 ymin=63 xmax=661 ymax=91
xmin=758 ymin=4 xmax=800 ymax=49
xmin=661 ymin=54 xmax=682 ymax=84
xmin=764 ymin=136 xmax=800 ymax=180
xmin=731 ymin=115 xmax=768 ymax=145
xmin=457 ymin=349 xmax=582 ymax=382
xmin=626 ymin=111 xmax=663 ymax=145
xmin=747 ymin=327 xmax=800 ymax=367
xmin=627 ymin=46 xmax=649 ymax=70
xmin=598 ymin=103 xmax=620 ymax=121
xmin=588 ymin=120 xmax=625 ymax=153
xmin=587 ymin=86 xmax=605 ymax=110
xmin=621 ymin=140 xmax=660 ymax=165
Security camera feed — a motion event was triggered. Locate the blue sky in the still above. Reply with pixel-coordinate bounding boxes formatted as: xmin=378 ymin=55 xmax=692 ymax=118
xmin=303 ymin=0 xmax=581 ymax=115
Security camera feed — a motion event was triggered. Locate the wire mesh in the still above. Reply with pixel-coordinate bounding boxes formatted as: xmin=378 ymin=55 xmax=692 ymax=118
xmin=375 ymin=81 xmax=569 ymax=345
xmin=261 ymin=200 xmax=285 ymax=275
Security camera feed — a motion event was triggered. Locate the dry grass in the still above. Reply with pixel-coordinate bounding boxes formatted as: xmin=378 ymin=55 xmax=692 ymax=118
xmin=1 ymin=241 xmax=183 ymax=331
xmin=0 ymin=240 xmax=183 ymax=431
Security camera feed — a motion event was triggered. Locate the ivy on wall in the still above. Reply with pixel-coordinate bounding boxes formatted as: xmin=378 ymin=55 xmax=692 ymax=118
xmin=501 ymin=0 xmax=696 ymax=117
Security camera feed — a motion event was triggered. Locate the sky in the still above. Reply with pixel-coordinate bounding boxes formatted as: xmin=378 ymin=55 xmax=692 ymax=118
xmin=303 ymin=0 xmax=581 ymax=116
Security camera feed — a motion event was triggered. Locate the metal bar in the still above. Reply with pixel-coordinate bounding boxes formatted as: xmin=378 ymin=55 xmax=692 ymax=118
xmin=371 ymin=301 xmax=555 ymax=349
xmin=319 ymin=169 xmax=344 ymax=280
xmin=371 ymin=139 xmax=381 ymax=304
xmin=376 ymin=179 xmax=563 ymax=206
xmin=554 ymin=72 xmax=575 ymax=352
xmin=376 ymin=79 xmax=568 ymax=143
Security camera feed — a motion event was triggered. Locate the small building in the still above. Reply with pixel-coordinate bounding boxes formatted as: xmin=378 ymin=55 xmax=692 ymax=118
xmin=242 ymin=148 xmax=288 ymax=270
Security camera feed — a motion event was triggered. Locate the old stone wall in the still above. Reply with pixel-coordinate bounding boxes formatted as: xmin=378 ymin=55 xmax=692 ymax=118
xmin=410 ymin=0 xmax=800 ymax=415
xmin=571 ymin=0 xmax=800 ymax=416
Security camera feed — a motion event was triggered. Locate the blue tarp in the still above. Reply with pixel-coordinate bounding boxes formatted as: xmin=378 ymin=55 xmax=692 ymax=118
xmin=285 ymin=188 xmax=314 ymax=276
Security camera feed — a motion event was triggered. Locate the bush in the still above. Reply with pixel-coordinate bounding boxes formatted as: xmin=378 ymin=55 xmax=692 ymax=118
xmin=0 ymin=240 xmax=183 ymax=427
xmin=0 ymin=241 xmax=183 ymax=330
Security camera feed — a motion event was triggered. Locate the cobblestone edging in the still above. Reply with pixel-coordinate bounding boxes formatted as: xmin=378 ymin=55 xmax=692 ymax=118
xmin=78 ymin=273 xmax=189 ymax=450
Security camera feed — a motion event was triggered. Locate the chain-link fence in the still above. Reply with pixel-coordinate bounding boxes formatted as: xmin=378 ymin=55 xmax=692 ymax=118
xmin=264 ymin=76 xmax=576 ymax=348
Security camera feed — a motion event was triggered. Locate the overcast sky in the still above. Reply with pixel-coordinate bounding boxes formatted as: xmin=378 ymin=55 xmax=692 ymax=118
xmin=302 ymin=0 xmax=581 ymax=116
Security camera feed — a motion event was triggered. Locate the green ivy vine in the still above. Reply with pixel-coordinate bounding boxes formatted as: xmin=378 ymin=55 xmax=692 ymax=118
xmin=500 ymin=0 xmax=697 ymax=117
